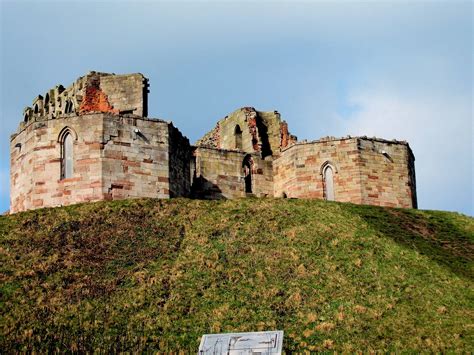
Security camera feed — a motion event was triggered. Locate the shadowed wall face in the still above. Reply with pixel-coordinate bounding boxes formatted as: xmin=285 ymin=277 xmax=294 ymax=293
xmin=192 ymin=148 xmax=273 ymax=199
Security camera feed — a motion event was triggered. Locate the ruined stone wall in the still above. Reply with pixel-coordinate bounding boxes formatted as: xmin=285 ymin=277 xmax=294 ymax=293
xmin=10 ymin=114 xmax=105 ymax=213
xmin=273 ymin=138 xmax=363 ymax=202
xmin=218 ymin=108 xmax=259 ymax=152
xmin=357 ymin=139 xmax=416 ymax=208
xmin=196 ymin=107 xmax=296 ymax=156
xmin=193 ymin=147 xmax=273 ymax=199
xmin=22 ymin=72 xmax=148 ymax=126
xmin=11 ymin=72 xmax=417 ymax=213
xmin=101 ymin=115 xmax=171 ymax=201
xmin=168 ymin=124 xmax=192 ymax=197
xmin=100 ymin=74 xmax=148 ymax=117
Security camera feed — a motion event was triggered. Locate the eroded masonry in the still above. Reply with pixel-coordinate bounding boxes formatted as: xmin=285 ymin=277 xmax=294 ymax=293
xmin=10 ymin=72 xmax=417 ymax=213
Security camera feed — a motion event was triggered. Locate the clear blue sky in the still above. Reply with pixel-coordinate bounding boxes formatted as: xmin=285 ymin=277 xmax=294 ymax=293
xmin=1 ymin=0 xmax=472 ymax=215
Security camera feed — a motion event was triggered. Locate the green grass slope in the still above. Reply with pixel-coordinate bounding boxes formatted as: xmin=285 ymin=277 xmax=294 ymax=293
xmin=1 ymin=198 xmax=473 ymax=352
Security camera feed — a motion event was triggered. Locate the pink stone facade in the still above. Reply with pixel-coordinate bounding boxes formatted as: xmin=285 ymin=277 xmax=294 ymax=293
xmin=10 ymin=72 xmax=417 ymax=213
xmin=273 ymin=138 xmax=416 ymax=208
xmin=10 ymin=113 xmax=190 ymax=213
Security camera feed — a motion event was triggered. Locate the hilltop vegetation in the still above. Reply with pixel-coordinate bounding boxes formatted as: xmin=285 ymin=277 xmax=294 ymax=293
xmin=1 ymin=198 xmax=473 ymax=352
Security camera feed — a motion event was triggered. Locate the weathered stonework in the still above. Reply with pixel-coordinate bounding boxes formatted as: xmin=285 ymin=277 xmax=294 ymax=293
xmin=10 ymin=72 xmax=417 ymax=213
xmin=273 ymin=137 xmax=416 ymax=208
xmin=195 ymin=107 xmax=297 ymax=157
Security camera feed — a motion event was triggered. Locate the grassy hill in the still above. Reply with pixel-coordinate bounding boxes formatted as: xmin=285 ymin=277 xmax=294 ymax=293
xmin=1 ymin=198 xmax=473 ymax=352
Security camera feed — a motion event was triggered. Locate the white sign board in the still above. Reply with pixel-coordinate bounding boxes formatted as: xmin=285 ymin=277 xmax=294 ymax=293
xmin=198 ymin=330 xmax=283 ymax=355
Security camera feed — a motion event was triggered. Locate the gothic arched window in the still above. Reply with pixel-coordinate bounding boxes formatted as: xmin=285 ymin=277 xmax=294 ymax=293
xmin=61 ymin=133 xmax=74 ymax=179
xmin=323 ymin=165 xmax=335 ymax=201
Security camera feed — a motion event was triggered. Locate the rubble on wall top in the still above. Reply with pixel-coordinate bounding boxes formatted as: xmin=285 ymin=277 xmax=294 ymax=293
xmin=281 ymin=135 xmax=409 ymax=152
xmin=18 ymin=71 xmax=149 ymax=133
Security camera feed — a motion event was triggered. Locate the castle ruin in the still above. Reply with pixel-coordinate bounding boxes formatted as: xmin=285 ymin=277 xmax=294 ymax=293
xmin=10 ymin=72 xmax=417 ymax=213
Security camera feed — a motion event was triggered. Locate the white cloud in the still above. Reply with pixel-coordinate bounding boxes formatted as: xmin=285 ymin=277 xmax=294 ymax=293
xmin=334 ymin=88 xmax=473 ymax=214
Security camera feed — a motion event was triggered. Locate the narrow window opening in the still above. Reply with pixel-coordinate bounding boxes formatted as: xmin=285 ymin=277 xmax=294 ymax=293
xmin=44 ymin=93 xmax=50 ymax=114
xmin=235 ymin=125 xmax=242 ymax=150
xmin=243 ymin=155 xmax=252 ymax=194
xmin=323 ymin=165 xmax=335 ymax=201
xmin=61 ymin=133 xmax=73 ymax=179
xmin=65 ymin=100 xmax=73 ymax=114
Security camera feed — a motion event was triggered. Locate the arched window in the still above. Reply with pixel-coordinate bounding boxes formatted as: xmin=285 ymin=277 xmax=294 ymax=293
xmin=323 ymin=165 xmax=335 ymax=201
xmin=243 ymin=155 xmax=253 ymax=194
xmin=34 ymin=104 xmax=39 ymax=114
xmin=61 ymin=133 xmax=74 ymax=179
xmin=234 ymin=125 xmax=242 ymax=150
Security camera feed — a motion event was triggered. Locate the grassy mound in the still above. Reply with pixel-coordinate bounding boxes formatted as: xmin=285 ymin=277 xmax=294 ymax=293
xmin=1 ymin=198 xmax=473 ymax=352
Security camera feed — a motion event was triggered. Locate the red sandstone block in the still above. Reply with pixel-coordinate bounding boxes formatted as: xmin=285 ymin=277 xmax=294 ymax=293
xmin=84 ymin=142 xmax=103 ymax=149
xmin=58 ymin=177 xmax=82 ymax=184
xmin=297 ymin=176 xmax=313 ymax=182
xmin=123 ymin=161 xmax=140 ymax=167
xmin=76 ymin=158 xmax=99 ymax=165
xmin=368 ymin=175 xmax=379 ymax=180
xmin=105 ymin=151 xmax=123 ymax=159
xmin=33 ymin=145 xmax=55 ymax=151
xmin=133 ymin=170 xmax=151 ymax=176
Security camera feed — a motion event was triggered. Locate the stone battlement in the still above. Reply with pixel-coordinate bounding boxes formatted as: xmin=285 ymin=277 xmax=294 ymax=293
xmin=19 ymin=71 xmax=149 ymax=132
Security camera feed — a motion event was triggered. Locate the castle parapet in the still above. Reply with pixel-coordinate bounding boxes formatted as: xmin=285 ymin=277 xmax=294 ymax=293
xmin=19 ymin=72 xmax=149 ymax=133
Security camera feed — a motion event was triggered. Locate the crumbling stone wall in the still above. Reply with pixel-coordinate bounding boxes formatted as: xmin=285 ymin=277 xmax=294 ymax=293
xmin=10 ymin=71 xmax=417 ymax=213
xmin=192 ymin=147 xmax=273 ymax=199
xmin=22 ymin=72 xmax=148 ymax=126
xmin=196 ymin=107 xmax=296 ymax=156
